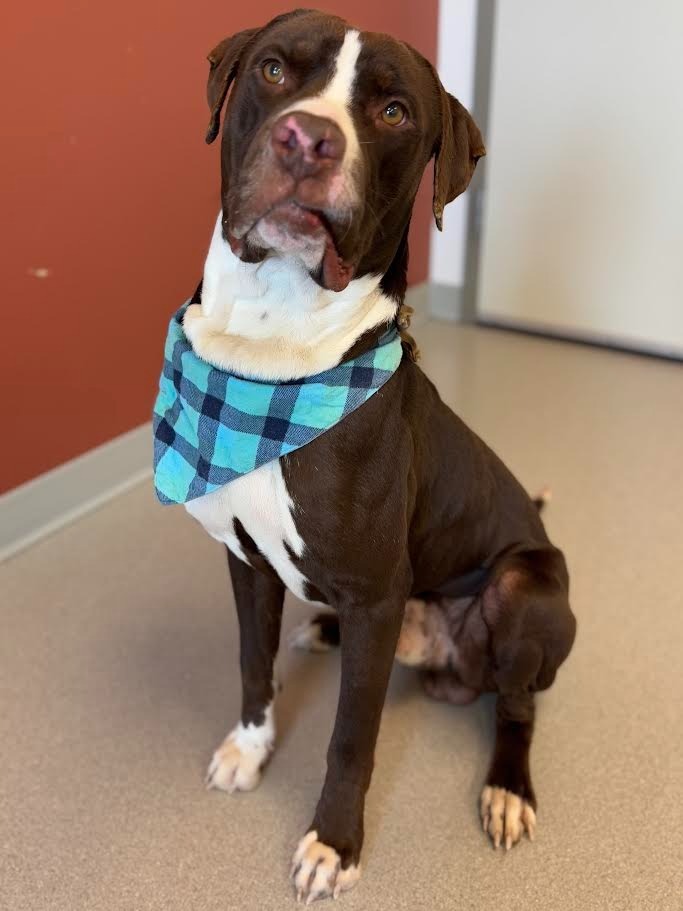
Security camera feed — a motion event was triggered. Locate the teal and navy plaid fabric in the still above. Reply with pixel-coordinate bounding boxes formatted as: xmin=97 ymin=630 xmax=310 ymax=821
xmin=153 ymin=304 xmax=403 ymax=504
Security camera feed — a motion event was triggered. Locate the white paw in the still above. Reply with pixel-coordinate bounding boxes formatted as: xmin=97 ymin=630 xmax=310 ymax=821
xmin=288 ymin=619 xmax=332 ymax=653
xmin=205 ymin=705 xmax=274 ymax=793
xmin=290 ymin=831 xmax=361 ymax=904
xmin=480 ymin=786 xmax=536 ymax=850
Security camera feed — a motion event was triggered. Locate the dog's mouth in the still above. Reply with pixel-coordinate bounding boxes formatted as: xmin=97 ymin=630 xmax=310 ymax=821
xmin=229 ymin=201 xmax=356 ymax=293
xmin=263 ymin=200 xmax=331 ymax=240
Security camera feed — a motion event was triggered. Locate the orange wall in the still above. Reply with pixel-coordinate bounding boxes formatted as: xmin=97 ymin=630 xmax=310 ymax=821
xmin=2 ymin=2 xmax=437 ymax=493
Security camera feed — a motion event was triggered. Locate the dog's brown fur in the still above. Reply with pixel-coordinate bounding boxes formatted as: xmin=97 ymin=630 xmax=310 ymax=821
xmin=190 ymin=9 xmax=576 ymax=900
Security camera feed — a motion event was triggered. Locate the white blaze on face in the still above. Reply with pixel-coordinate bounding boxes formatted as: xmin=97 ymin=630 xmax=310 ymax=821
xmin=278 ymin=29 xmax=363 ymax=190
xmin=323 ymin=29 xmax=362 ymax=108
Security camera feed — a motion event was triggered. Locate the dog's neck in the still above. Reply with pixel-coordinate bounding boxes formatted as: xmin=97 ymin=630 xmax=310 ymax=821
xmin=182 ymin=213 xmax=397 ymax=381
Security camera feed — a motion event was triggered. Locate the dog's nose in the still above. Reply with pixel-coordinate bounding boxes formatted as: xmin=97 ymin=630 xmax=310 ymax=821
xmin=271 ymin=112 xmax=346 ymax=179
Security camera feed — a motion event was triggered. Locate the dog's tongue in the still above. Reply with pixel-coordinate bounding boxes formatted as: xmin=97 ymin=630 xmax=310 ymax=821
xmin=321 ymin=238 xmax=355 ymax=292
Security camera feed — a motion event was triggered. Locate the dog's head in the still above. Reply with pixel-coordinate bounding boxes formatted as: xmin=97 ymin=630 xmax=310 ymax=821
xmin=205 ymin=9 xmax=485 ymax=294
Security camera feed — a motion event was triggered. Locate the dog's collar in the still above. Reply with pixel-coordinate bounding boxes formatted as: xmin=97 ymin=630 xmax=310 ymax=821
xmin=153 ymin=303 xmax=403 ymax=504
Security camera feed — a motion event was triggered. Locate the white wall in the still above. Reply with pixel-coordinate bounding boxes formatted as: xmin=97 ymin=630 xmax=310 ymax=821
xmin=429 ymin=0 xmax=477 ymax=288
xmin=478 ymin=1 xmax=683 ymax=355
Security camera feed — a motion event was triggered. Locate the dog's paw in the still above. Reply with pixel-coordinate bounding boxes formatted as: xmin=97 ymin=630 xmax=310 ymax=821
xmin=205 ymin=710 xmax=274 ymax=793
xmin=290 ymin=831 xmax=361 ymax=904
xmin=288 ymin=613 xmax=339 ymax=653
xmin=480 ymin=785 xmax=536 ymax=850
xmin=289 ymin=620 xmax=332 ymax=653
xmin=394 ymin=598 xmax=430 ymax=666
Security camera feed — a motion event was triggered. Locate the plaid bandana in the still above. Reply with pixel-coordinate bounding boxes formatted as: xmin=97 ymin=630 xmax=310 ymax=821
xmin=153 ymin=305 xmax=403 ymax=504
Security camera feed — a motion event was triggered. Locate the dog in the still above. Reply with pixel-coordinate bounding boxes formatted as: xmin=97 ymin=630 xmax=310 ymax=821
xmin=167 ymin=9 xmax=576 ymax=903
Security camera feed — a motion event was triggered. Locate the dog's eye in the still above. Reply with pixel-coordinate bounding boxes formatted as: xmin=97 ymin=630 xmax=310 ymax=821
xmin=262 ymin=60 xmax=285 ymax=85
xmin=381 ymin=102 xmax=406 ymax=126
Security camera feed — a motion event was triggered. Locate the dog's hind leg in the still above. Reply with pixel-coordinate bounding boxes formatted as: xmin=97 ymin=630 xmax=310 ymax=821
xmin=480 ymin=691 xmax=538 ymax=849
xmin=295 ymin=597 xmax=468 ymax=671
xmin=419 ymin=668 xmax=479 ymax=704
xmin=205 ymin=548 xmax=284 ymax=793
xmin=478 ymin=548 xmax=576 ymax=850
xmin=291 ymin=597 xmax=453 ymax=666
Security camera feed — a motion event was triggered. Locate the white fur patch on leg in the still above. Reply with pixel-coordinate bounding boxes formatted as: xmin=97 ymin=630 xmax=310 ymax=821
xmin=205 ymin=703 xmax=275 ymax=793
xmin=290 ymin=831 xmax=361 ymax=904
xmin=394 ymin=598 xmax=459 ymax=669
xmin=394 ymin=598 xmax=429 ymax=666
xmin=480 ymin=785 xmax=537 ymax=850
xmin=288 ymin=618 xmax=332 ymax=653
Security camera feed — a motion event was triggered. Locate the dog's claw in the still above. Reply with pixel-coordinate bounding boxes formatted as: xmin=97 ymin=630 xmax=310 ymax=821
xmin=290 ymin=832 xmax=360 ymax=903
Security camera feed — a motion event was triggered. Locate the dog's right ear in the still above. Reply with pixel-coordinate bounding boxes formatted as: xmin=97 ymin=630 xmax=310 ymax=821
xmin=205 ymin=29 xmax=260 ymax=144
xmin=432 ymin=91 xmax=486 ymax=231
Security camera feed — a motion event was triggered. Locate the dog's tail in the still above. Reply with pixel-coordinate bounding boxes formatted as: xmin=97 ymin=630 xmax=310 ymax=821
xmin=533 ymin=485 xmax=553 ymax=513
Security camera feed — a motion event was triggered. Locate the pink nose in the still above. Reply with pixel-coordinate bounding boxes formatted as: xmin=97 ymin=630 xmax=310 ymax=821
xmin=271 ymin=112 xmax=346 ymax=180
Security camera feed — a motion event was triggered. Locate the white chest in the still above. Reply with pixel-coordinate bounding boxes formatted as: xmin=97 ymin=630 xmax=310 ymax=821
xmin=184 ymin=461 xmax=311 ymax=601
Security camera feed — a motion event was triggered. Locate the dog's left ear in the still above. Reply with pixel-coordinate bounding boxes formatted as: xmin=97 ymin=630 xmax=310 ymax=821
xmin=432 ymin=90 xmax=486 ymax=230
xmin=205 ymin=28 xmax=260 ymax=144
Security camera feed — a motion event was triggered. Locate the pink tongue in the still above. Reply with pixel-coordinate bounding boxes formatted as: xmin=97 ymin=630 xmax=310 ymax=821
xmin=322 ymin=238 xmax=355 ymax=292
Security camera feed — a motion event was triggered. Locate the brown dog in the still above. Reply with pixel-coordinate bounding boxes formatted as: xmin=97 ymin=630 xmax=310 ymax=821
xmin=167 ymin=9 xmax=576 ymax=903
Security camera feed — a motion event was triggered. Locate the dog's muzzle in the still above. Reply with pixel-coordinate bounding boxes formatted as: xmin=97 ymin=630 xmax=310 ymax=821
xmin=229 ymin=108 xmax=359 ymax=292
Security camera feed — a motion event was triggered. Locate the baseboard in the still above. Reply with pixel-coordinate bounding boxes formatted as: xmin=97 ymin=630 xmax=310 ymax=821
xmin=0 ymin=424 xmax=152 ymax=563
xmin=477 ymin=315 xmax=683 ymax=362
xmin=428 ymin=283 xmax=465 ymax=322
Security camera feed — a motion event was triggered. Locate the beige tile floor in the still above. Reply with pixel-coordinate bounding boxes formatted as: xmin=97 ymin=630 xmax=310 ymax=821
xmin=2 ymin=322 xmax=682 ymax=911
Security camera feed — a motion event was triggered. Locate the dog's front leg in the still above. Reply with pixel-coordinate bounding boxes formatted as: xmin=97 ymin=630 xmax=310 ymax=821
xmin=291 ymin=594 xmax=405 ymax=903
xmin=206 ymin=548 xmax=284 ymax=793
